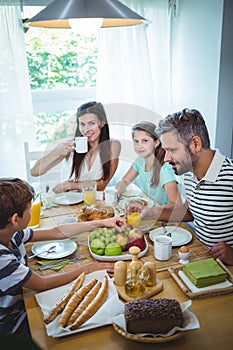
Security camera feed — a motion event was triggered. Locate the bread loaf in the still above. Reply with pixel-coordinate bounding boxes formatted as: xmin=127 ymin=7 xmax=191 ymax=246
xmin=67 ymin=280 xmax=102 ymax=326
xmin=59 ymin=278 xmax=97 ymax=327
xmin=44 ymin=272 xmax=86 ymax=324
xmin=124 ymin=298 xmax=183 ymax=334
xmin=69 ymin=276 xmax=109 ymax=330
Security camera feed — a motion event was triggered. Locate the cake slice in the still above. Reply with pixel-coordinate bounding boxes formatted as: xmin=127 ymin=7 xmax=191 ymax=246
xmin=183 ymin=258 xmax=227 ymax=287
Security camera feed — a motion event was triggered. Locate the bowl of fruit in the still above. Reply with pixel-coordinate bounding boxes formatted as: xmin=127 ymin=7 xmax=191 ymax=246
xmin=88 ymin=225 xmax=148 ymax=261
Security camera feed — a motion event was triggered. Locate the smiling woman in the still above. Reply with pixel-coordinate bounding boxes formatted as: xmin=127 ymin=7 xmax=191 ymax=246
xmin=30 ymin=101 xmax=121 ymax=192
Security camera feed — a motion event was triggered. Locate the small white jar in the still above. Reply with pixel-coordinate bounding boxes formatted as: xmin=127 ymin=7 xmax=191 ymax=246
xmin=104 ymin=188 xmax=118 ymax=206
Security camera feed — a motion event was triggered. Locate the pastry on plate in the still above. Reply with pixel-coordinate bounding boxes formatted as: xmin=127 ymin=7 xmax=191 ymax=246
xmin=77 ymin=204 xmax=114 ymax=221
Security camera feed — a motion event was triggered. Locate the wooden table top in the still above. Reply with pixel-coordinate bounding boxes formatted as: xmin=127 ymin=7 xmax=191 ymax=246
xmin=23 ymin=191 xmax=233 ymax=350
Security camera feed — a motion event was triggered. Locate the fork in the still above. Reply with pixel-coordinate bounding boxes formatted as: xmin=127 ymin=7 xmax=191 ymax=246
xmin=38 ymin=252 xmax=86 ymax=270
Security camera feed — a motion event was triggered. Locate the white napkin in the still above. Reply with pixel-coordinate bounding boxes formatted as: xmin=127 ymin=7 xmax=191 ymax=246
xmin=111 ymin=300 xmax=200 ymax=338
xmin=178 ymin=270 xmax=233 ymax=293
xmin=35 ymin=270 xmax=124 ymax=338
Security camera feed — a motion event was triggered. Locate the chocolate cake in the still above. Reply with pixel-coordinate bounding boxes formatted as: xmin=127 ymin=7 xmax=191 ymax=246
xmin=124 ymin=298 xmax=183 ymax=334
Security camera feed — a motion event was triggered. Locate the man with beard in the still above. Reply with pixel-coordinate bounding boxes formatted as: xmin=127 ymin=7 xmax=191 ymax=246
xmin=141 ymin=108 xmax=233 ymax=265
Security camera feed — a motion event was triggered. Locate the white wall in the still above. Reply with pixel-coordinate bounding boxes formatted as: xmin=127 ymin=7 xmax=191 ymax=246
xmin=169 ymin=0 xmax=224 ymax=147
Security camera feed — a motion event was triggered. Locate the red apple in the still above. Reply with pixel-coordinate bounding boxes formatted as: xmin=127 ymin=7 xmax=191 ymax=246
xmin=127 ymin=237 xmax=146 ymax=252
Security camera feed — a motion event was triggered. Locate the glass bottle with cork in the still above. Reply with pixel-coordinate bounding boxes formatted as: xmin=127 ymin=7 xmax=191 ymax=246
xmin=125 ymin=246 xmax=148 ymax=298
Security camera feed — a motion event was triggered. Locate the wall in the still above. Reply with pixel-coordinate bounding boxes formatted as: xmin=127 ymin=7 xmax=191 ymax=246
xmin=169 ymin=0 xmax=224 ymax=149
xmin=215 ymin=0 xmax=233 ymax=158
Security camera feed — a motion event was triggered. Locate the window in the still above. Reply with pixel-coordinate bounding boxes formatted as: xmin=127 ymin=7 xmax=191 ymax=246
xmin=24 ymin=6 xmax=98 ymax=145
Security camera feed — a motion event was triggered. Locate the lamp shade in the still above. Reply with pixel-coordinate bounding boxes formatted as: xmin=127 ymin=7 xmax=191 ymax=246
xmin=25 ymin=0 xmax=146 ymax=28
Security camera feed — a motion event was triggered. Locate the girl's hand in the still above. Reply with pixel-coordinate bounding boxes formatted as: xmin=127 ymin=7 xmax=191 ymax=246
xmin=115 ymin=180 xmax=127 ymax=195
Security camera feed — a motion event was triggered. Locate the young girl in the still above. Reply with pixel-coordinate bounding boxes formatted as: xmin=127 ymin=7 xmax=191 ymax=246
xmin=116 ymin=121 xmax=181 ymax=206
xmin=30 ymin=101 xmax=121 ymax=192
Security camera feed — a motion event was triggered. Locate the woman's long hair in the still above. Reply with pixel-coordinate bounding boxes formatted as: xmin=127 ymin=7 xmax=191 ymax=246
xmin=71 ymin=101 xmax=111 ymax=180
xmin=132 ymin=121 xmax=165 ymax=187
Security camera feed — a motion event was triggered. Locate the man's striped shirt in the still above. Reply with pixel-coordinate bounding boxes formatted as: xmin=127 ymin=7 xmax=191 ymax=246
xmin=184 ymin=150 xmax=233 ymax=248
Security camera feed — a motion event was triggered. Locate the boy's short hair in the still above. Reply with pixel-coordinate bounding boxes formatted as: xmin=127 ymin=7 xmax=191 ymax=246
xmin=0 ymin=178 xmax=35 ymax=229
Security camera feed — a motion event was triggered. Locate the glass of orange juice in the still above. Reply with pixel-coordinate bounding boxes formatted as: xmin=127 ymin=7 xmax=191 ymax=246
xmin=125 ymin=199 xmax=144 ymax=228
xmin=81 ymin=180 xmax=97 ymax=206
xmin=28 ymin=196 xmax=41 ymax=228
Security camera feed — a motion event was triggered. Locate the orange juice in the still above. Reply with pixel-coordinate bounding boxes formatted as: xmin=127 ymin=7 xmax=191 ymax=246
xmin=126 ymin=212 xmax=141 ymax=228
xmin=28 ymin=200 xmax=41 ymax=228
xmin=84 ymin=191 xmax=96 ymax=205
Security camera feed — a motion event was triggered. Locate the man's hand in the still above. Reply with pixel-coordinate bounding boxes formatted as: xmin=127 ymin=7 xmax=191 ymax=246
xmin=209 ymin=242 xmax=233 ymax=265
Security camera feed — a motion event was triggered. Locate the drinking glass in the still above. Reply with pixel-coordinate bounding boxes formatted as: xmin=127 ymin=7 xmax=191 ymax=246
xmin=28 ymin=195 xmax=42 ymax=228
xmin=125 ymin=199 xmax=144 ymax=228
xmin=81 ymin=180 xmax=97 ymax=206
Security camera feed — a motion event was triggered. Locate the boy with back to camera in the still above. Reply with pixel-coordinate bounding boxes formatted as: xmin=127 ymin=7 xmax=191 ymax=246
xmin=0 ymin=178 xmax=124 ymax=338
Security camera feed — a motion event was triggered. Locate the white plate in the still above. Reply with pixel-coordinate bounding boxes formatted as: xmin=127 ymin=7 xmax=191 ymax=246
xmin=178 ymin=270 xmax=233 ymax=293
xmin=149 ymin=226 xmax=192 ymax=247
xmin=31 ymin=239 xmax=77 ymax=259
xmin=52 ymin=192 xmax=83 ymax=205
xmin=118 ymin=196 xmax=154 ymax=210
xmin=35 ymin=270 xmax=124 ymax=337
xmin=88 ymin=237 xmax=148 ymax=262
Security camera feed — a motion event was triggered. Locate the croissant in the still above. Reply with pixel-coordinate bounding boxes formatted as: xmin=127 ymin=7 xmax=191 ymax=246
xmin=69 ymin=276 xmax=108 ymax=330
xmin=59 ymin=278 xmax=97 ymax=327
xmin=44 ymin=272 xmax=86 ymax=324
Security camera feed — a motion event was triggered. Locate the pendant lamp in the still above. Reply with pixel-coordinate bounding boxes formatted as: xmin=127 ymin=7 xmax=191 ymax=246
xmin=25 ymin=0 xmax=147 ymax=29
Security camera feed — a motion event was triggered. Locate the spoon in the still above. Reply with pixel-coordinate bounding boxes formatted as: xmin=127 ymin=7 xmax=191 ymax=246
xmin=28 ymin=245 xmax=56 ymax=259
xmin=162 ymin=224 xmax=171 ymax=237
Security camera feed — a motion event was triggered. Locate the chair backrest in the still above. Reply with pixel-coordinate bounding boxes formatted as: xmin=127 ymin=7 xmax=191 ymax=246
xmin=24 ymin=141 xmax=61 ymax=192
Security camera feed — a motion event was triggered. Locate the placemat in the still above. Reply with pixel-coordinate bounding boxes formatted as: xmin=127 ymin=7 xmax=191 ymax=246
xmin=168 ymin=265 xmax=233 ymax=299
xmin=27 ymin=223 xmax=211 ymax=274
xmin=141 ymin=225 xmax=211 ymax=272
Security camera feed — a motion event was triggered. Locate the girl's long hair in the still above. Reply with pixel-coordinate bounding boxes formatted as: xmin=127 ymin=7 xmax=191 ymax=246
xmin=132 ymin=121 xmax=165 ymax=187
xmin=71 ymin=101 xmax=111 ymax=180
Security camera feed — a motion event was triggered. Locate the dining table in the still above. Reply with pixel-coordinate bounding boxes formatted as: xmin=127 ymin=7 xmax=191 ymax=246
xmin=23 ymin=187 xmax=233 ymax=350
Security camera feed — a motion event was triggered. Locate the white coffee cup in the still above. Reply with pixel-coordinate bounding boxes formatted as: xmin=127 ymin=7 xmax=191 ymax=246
xmin=74 ymin=136 xmax=88 ymax=153
xmin=154 ymin=235 xmax=172 ymax=261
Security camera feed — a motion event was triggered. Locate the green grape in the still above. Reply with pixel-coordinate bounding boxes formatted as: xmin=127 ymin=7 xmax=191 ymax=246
xmin=89 ymin=232 xmax=96 ymax=242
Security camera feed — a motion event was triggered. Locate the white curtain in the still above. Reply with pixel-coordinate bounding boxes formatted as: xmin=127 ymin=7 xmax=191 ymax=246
xmin=96 ymin=0 xmax=172 ymax=116
xmin=0 ymin=0 xmax=34 ymax=179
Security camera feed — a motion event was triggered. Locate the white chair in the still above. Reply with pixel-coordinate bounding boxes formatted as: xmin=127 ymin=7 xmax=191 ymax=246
xmin=24 ymin=141 xmax=61 ymax=192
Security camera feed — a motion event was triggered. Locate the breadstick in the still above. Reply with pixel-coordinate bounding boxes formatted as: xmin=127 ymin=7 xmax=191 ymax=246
xmin=67 ymin=280 xmax=102 ymax=326
xmin=44 ymin=272 xmax=86 ymax=324
xmin=59 ymin=278 xmax=97 ymax=327
xmin=69 ymin=276 xmax=108 ymax=330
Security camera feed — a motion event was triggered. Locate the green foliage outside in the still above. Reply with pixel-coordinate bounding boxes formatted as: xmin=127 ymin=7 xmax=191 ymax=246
xmin=34 ymin=111 xmax=76 ymax=144
xmin=25 ymin=28 xmax=98 ymax=143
